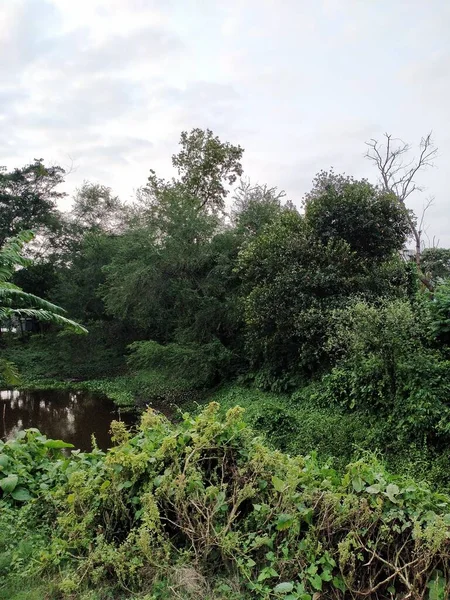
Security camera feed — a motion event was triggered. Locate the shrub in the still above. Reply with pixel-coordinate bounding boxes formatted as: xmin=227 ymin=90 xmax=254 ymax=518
xmin=320 ymin=299 xmax=450 ymax=445
xmin=4 ymin=323 xmax=126 ymax=381
xmin=2 ymin=403 xmax=450 ymax=599
xmin=127 ymin=338 xmax=233 ymax=387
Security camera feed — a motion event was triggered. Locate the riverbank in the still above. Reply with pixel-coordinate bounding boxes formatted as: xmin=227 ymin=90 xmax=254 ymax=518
xmin=15 ymin=375 xmax=136 ymax=409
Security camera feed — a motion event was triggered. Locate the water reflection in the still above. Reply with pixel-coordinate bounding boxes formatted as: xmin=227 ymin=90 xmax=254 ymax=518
xmin=0 ymin=389 xmax=134 ymax=451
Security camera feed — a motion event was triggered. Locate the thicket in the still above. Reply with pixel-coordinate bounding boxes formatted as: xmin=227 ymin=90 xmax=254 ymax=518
xmin=2 ymin=404 xmax=450 ymax=600
xmin=1 ymin=129 xmax=450 ymax=485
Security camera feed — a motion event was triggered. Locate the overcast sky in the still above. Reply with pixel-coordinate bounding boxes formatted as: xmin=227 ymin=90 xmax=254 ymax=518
xmin=1 ymin=0 xmax=449 ymax=245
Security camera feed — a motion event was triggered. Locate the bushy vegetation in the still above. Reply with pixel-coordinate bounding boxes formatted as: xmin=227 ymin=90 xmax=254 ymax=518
xmin=1 ymin=128 xmax=450 ymax=596
xmin=2 ymin=404 xmax=450 ymax=599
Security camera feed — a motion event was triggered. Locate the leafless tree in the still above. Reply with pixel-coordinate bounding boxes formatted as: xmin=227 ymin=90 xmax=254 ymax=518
xmin=365 ymin=133 xmax=437 ymax=276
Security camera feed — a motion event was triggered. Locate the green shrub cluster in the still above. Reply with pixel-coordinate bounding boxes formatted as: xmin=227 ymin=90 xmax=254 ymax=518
xmin=2 ymin=404 xmax=450 ymax=599
xmin=3 ymin=323 xmax=125 ymax=381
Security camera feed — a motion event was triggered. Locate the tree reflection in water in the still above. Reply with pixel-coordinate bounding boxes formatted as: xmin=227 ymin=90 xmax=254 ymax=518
xmin=0 ymin=389 xmax=134 ymax=451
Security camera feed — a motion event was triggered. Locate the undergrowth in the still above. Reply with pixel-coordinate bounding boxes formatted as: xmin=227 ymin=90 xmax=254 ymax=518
xmin=205 ymin=385 xmax=450 ymax=491
xmin=1 ymin=403 xmax=450 ymax=599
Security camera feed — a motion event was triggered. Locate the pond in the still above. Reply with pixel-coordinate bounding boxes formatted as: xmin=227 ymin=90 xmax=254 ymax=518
xmin=0 ymin=388 xmax=135 ymax=451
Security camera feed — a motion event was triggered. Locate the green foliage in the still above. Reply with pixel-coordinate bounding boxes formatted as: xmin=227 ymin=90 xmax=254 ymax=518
xmin=102 ymin=189 xmax=221 ymax=339
xmin=0 ymin=232 xmax=87 ymax=334
xmin=54 ymin=232 xmax=122 ymax=322
xmin=206 ymin=385 xmax=371 ymax=469
xmin=303 ymin=170 xmax=410 ymax=260
xmin=4 ymin=324 xmax=124 ymax=381
xmin=128 ymin=339 xmax=233 ymax=388
xmin=4 ymin=130 xmax=450 ymax=546
xmin=429 ymin=280 xmax=450 ymax=346
xmin=422 ymin=247 xmax=450 ymax=283
xmin=171 ymin=127 xmax=244 ymax=211
xmin=70 ymin=182 xmax=129 ymax=234
xmin=2 ymin=404 xmax=450 ymax=599
xmin=231 ymin=180 xmax=288 ymax=237
xmin=0 ymin=233 xmax=87 ymax=386
xmin=0 ymin=428 xmax=75 ymax=507
xmin=237 ymin=208 xmax=409 ymax=386
xmin=314 ymin=298 xmax=450 ymax=445
xmin=0 ymin=160 xmax=65 ymax=246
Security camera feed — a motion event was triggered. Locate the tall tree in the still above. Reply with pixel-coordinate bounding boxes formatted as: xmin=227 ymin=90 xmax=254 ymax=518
xmin=168 ymin=128 xmax=244 ymax=212
xmin=303 ymin=171 xmax=410 ymax=261
xmin=0 ymin=160 xmax=65 ymax=246
xmin=70 ymin=182 xmax=129 ymax=235
xmin=231 ymin=180 xmax=289 ymax=237
xmin=237 ymin=174 xmax=411 ymax=387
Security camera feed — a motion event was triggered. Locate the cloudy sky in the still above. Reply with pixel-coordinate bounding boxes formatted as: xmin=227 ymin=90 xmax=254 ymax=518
xmin=1 ymin=0 xmax=449 ymax=245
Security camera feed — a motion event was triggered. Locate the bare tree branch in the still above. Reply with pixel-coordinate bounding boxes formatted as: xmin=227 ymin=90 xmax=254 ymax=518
xmin=365 ymin=132 xmax=437 ymax=289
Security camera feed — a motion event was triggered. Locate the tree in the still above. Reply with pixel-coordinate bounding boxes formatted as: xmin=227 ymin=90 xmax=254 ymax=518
xmin=170 ymin=128 xmax=244 ymax=212
xmin=53 ymin=232 xmax=121 ymax=322
xmin=237 ymin=211 xmax=357 ymax=384
xmin=303 ymin=171 xmax=410 ymax=261
xmin=231 ymin=179 xmax=289 ymax=237
xmin=365 ymin=133 xmax=437 ymax=273
xmin=237 ymin=174 xmax=411 ymax=388
xmin=103 ymin=187 xmax=220 ymax=341
xmin=102 ymin=129 xmax=245 ymax=342
xmin=70 ymin=182 xmax=129 ymax=234
xmin=0 ymin=160 xmax=65 ymax=246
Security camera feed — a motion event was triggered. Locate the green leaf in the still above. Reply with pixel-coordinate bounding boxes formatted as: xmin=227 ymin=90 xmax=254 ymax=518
xmin=272 ymin=475 xmax=286 ymax=493
xmin=365 ymin=483 xmax=382 ymax=494
xmin=273 ymin=582 xmax=294 ymax=594
xmin=44 ymin=439 xmax=75 ymax=449
xmin=11 ymin=487 xmax=31 ymax=501
xmin=0 ymin=454 xmax=9 ymax=469
xmin=352 ymin=475 xmax=364 ymax=492
xmin=276 ymin=513 xmax=294 ymax=531
xmin=310 ymin=573 xmax=323 ymax=590
xmin=385 ymin=483 xmax=400 ymax=503
xmin=0 ymin=474 xmax=18 ymax=493
xmin=333 ymin=576 xmax=346 ymax=592
xmin=257 ymin=567 xmax=279 ymax=581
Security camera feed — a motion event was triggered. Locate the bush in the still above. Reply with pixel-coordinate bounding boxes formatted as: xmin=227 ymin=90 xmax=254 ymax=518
xmin=429 ymin=279 xmax=450 ymax=347
xmin=2 ymin=404 xmax=450 ymax=599
xmin=4 ymin=323 xmax=126 ymax=381
xmin=127 ymin=338 xmax=233 ymax=387
xmin=320 ymin=299 xmax=450 ymax=445
xmin=209 ymin=385 xmax=370 ymax=469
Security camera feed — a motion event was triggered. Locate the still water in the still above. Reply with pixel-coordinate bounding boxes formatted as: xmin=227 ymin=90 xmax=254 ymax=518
xmin=0 ymin=389 xmax=135 ymax=451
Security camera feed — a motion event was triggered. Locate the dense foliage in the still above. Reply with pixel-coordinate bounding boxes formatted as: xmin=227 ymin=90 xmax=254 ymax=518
xmin=2 ymin=405 xmax=450 ymax=599
xmin=2 ymin=127 xmax=450 ymax=596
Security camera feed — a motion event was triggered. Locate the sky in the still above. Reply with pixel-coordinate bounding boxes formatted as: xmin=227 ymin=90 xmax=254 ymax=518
xmin=1 ymin=0 xmax=449 ymax=246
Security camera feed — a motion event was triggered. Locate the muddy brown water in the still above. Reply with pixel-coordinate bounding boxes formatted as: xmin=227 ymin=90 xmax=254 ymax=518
xmin=0 ymin=389 xmax=136 ymax=451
